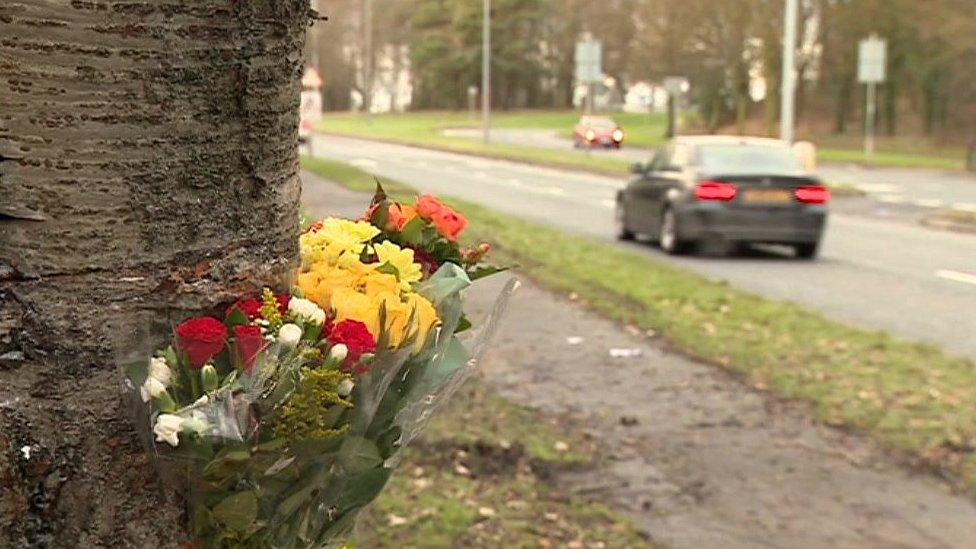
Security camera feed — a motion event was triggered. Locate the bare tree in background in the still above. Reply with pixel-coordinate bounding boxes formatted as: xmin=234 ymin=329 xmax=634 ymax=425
xmin=0 ymin=1 xmax=310 ymax=545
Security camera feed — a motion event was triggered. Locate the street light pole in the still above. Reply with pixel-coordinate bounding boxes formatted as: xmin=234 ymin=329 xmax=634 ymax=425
xmin=482 ymin=0 xmax=491 ymax=143
xmin=363 ymin=0 xmax=373 ymax=116
xmin=780 ymin=0 xmax=798 ymax=143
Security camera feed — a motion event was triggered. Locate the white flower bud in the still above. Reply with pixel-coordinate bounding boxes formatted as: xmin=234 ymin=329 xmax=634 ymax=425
xmin=329 ymin=343 xmax=349 ymax=363
xmin=148 ymin=357 xmax=172 ymax=386
xmin=140 ymin=377 xmax=167 ymax=403
xmin=278 ymin=323 xmax=303 ymax=348
xmin=194 ymin=394 xmax=210 ymax=407
xmin=153 ymin=414 xmax=184 ymax=447
xmin=288 ymin=297 xmax=326 ymax=325
xmin=338 ymin=378 xmax=355 ymax=397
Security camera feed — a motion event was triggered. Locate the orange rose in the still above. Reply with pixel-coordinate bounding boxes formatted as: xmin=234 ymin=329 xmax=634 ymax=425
xmin=432 ymin=208 xmax=468 ymax=241
xmin=415 ymin=195 xmax=446 ymax=221
xmin=387 ymin=203 xmax=417 ymax=231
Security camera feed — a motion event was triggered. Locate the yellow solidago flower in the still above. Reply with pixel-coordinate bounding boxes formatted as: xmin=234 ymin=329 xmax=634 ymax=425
xmin=372 ymin=240 xmax=422 ymax=287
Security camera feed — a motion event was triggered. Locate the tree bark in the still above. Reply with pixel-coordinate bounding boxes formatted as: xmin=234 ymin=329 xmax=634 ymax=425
xmin=0 ymin=1 xmax=310 ymax=546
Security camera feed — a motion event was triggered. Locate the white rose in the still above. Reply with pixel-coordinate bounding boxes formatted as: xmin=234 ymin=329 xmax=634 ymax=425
xmin=338 ymin=378 xmax=355 ymax=397
xmin=329 ymin=343 xmax=348 ymax=363
xmin=140 ymin=377 xmax=167 ymax=403
xmin=153 ymin=414 xmax=184 ymax=447
xmin=288 ymin=297 xmax=326 ymax=325
xmin=148 ymin=357 xmax=172 ymax=386
xmin=278 ymin=323 xmax=303 ymax=348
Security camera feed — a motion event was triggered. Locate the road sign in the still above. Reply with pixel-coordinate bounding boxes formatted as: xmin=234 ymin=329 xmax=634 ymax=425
xmin=663 ymin=76 xmax=689 ymax=95
xmin=858 ymin=35 xmax=887 ymax=83
xmin=575 ymin=41 xmax=602 ymax=83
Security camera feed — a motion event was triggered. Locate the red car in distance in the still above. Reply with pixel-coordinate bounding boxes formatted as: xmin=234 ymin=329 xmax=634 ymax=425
xmin=573 ymin=116 xmax=625 ymax=149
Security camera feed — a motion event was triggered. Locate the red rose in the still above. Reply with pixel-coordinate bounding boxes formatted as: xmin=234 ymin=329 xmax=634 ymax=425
xmin=226 ymin=298 xmax=262 ymax=321
xmin=175 ymin=317 xmax=228 ymax=368
xmin=233 ymin=325 xmax=267 ymax=374
xmin=276 ymin=294 xmax=291 ymax=315
xmin=329 ymin=320 xmax=376 ymax=373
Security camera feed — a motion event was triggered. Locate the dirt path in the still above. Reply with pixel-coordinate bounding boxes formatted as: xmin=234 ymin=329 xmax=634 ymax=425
xmin=304 ymin=173 xmax=976 ymax=548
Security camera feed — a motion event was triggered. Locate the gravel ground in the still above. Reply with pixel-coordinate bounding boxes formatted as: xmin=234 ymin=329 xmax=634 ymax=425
xmin=305 ymin=172 xmax=976 ymax=549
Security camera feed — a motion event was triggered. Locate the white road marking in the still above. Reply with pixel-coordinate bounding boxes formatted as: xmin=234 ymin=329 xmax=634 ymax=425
xmin=350 ymin=158 xmax=378 ymax=168
xmin=856 ymin=183 xmax=900 ymax=193
xmin=877 ymin=195 xmax=906 ymax=204
xmin=539 ymin=186 xmax=566 ymax=196
xmin=913 ymin=198 xmax=943 ymax=208
xmin=951 ymin=202 xmax=976 ymax=213
xmin=936 ymin=269 xmax=976 ymax=286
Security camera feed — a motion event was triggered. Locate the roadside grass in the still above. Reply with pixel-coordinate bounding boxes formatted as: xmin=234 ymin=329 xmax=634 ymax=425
xmin=316 ymin=109 xmax=968 ymax=172
xmin=302 ymin=155 xmax=976 ymax=492
xmin=355 ymin=380 xmax=650 ymax=547
xmin=315 ymin=110 xmax=638 ymax=175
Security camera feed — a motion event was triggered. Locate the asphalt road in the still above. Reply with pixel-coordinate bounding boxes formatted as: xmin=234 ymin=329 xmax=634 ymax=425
xmin=308 ymin=134 xmax=976 ymax=360
xmin=443 ymin=127 xmax=976 ymax=211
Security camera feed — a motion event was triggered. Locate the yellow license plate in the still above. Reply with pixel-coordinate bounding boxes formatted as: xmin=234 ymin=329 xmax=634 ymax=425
xmin=742 ymin=189 xmax=791 ymax=203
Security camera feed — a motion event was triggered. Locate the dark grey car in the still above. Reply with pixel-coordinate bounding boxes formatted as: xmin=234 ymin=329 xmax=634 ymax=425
xmin=615 ymin=136 xmax=829 ymax=259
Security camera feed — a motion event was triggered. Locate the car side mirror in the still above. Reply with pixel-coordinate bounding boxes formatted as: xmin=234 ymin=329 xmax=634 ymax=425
xmin=629 ymin=162 xmax=646 ymax=174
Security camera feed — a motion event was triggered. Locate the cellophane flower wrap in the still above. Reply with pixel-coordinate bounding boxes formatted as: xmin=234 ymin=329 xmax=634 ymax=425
xmin=120 ymin=185 xmax=516 ymax=548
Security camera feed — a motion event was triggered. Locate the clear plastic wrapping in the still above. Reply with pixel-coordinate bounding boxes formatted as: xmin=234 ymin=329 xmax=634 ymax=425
xmin=120 ymin=264 xmax=517 ymax=548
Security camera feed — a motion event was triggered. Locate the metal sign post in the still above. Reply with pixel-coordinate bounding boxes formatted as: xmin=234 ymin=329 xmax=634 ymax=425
xmin=858 ymin=34 xmax=887 ymax=159
xmin=482 ymin=0 xmax=491 ymax=143
xmin=780 ymin=0 xmax=798 ymax=143
xmin=575 ymin=40 xmax=602 ymax=114
xmin=663 ymin=76 xmax=689 ymax=138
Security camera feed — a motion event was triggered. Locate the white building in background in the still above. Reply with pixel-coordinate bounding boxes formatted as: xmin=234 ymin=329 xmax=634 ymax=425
xmin=351 ymin=44 xmax=412 ymax=113
xmin=623 ymin=81 xmax=668 ymax=113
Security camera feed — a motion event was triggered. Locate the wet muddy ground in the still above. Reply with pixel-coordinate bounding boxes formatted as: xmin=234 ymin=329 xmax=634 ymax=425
xmin=306 ymin=173 xmax=976 ymax=548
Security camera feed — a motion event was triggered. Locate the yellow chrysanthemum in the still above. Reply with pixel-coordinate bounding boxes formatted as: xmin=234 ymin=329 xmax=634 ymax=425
xmin=297 ymin=264 xmax=363 ymax=309
xmin=372 ymin=240 xmax=422 ymax=287
xmin=300 ymin=219 xmax=380 ymax=270
xmin=332 ymin=287 xmax=381 ymax=337
xmin=362 ymin=271 xmax=401 ymax=297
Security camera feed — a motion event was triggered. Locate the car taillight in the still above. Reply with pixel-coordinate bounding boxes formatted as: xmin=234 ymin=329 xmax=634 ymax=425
xmin=694 ymin=181 xmax=737 ymax=201
xmin=794 ymin=185 xmax=830 ymax=204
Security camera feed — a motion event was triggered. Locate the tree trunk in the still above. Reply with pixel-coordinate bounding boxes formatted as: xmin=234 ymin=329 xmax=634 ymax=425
xmin=0 ymin=1 xmax=309 ymax=546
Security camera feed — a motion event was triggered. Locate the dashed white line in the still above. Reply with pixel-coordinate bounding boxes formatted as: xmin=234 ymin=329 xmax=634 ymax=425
xmin=936 ymin=269 xmax=976 ymax=286
xmin=350 ymin=158 xmax=378 ymax=168
xmin=952 ymin=202 xmax=976 ymax=213
xmin=913 ymin=198 xmax=943 ymax=208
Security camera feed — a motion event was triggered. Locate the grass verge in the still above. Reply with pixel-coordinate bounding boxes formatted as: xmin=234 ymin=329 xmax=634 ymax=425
xmin=355 ymin=381 xmax=648 ymax=548
xmin=314 ymin=111 xmax=642 ymax=176
xmin=316 ymin=109 xmax=969 ymax=172
xmin=302 ymin=155 xmax=976 ymax=492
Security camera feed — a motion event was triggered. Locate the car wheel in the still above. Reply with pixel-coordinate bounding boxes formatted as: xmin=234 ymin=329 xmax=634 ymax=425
xmin=794 ymin=242 xmax=820 ymax=260
xmin=615 ymin=200 xmax=634 ymax=241
xmin=659 ymin=206 xmax=691 ymax=254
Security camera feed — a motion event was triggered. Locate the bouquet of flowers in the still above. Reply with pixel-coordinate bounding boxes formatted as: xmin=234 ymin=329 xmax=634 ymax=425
xmin=121 ymin=186 xmax=515 ymax=548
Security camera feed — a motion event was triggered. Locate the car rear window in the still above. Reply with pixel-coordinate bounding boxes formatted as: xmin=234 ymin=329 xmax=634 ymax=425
xmin=695 ymin=144 xmax=802 ymax=174
xmin=582 ymin=117 xmax=616 ymax=128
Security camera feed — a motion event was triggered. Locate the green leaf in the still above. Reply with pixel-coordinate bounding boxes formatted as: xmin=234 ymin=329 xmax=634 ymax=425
xmin=212 ymin=490 xmax=258 ymax=533
xmin=399 ymin=216 xmax=426 ymax=245
xmin=467 ymin=264 xmax=509 ymax=281
xmin=455 ymin=315 xmax=472 ymax=334
xmin=334 ymin=467 xmax=392 ymax=513
xmin=341 ymin=436 xmax=383 ymax=471
xmin=374 ymin=261 xmax=400 ymax=278
xmin=225 ymin=308 xmax=249 ymax=329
